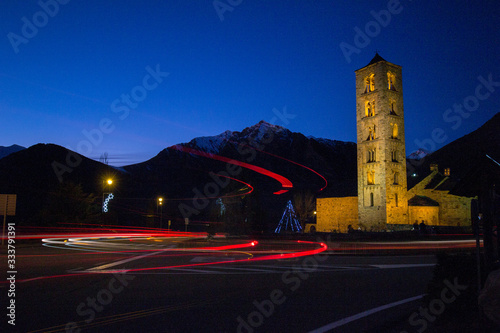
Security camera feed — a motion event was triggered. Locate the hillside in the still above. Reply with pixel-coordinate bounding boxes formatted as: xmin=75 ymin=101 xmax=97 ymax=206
xmin=407 ymin=112 xmax=500 ymax=188
xmin=0 ymin=144 xmax=25 ymax=159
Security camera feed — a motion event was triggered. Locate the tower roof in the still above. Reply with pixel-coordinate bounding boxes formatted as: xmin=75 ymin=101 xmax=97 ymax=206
xmin=366 ymin=52 xmax=386 ymax=66
xmin=355 ymin=52 xmax=399 ymax=72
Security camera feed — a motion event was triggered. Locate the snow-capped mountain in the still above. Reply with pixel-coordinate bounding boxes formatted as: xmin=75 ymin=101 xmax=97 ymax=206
xmin=180 ymin=121 xmax=291 ymax=154
xmin=407 ymin=148 xmax=431 ymax=160
xmin=179 ymin=121 xmax=350 ymax=161
xmin=0 ymin=144 xmax=25 ymax=160
xmin=184 ymin=130 xmax=233 ymax=154
xmin=126 ymin=120 xmax=358 ymax=198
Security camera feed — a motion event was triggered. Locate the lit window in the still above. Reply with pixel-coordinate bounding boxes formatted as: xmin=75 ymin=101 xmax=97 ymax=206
xmin=365 ymin=74 xmax=375 ymax=92
xmin=367 ymin=126 xmax=376 ymax=141
xmin=365 ymin=101 xmax=375 ymax=117
xmin=391 ymin=123 xmax=398 ymax=139
xmin=387 ymin=72 xmax=396 ymax=90
xmin=367 ymin=171 xmax=375 ymax=185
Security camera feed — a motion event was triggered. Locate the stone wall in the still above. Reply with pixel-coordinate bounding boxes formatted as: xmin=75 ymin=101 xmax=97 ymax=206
xmin=409 ymin=206 xmax=439 ymax=226
xmin=316 ymin=197 xmax=358 ymax=233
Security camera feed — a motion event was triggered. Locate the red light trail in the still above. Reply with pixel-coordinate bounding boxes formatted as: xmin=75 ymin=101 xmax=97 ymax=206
xmin=172 ymin=145 xmax=293 ymax=194
xmin=234 ymin=142 xmax=328 ymax=192
xmin=2 ymin=234 xmax=327 ymax=283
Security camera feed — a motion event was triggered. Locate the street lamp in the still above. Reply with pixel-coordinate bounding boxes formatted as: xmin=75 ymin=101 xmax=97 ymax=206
xmin=102 ymin=178 xmax=114 ymax=213
xmin=157 ymin=197 xmax=163 ymax=230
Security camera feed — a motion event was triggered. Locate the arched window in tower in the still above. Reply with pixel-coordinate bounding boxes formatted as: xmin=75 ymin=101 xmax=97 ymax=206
xmin=365 ymin=74 xmax=375 ymax=93
xmin=370 ymin=192 xmax=374 ymax=207
xmin=365 ymin=101 xmax=371 ymax=117
xmin=367 ymin=148 xmax=376 ymax=163
xmin=387 ymin=72 xmax=396 ymax=91
xmin=395 ymin=193 xmax=399 ymax=207
xmin=367 ymin=126 xmax=376 ymax=141
xmin=391 ymin=123 xmax=398 ymax=139
xmin=390 ymin=100 xmax=397 ymax=115
xmin=367 ymin=171 xmax=375 ymax=185
xmin=391 ymin=150 xmax=398 ymax=162
xmin=394 ymin=172 xmax=400 ymax=185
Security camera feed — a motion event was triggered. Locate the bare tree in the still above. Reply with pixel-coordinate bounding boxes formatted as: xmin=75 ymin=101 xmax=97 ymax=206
xmin=99 ymin=152 xmax=109 ymax=165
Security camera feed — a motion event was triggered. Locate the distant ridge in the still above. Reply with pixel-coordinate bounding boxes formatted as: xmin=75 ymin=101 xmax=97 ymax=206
xmin=0 ymin=144 xmax=25 ymax=159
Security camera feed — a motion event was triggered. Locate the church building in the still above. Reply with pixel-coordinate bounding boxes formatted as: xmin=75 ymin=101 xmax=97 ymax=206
xmin=314 ymin=54 xmax=474 ymax=232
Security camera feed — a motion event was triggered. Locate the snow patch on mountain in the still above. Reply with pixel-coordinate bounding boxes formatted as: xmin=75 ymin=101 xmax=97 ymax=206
xmin=242 ymin=120 xmax=289 ymax=141
xmin=185 ymin=130 xmax=233 ymax=154
xmin=407 ymin=148 xmax=431 ymax=160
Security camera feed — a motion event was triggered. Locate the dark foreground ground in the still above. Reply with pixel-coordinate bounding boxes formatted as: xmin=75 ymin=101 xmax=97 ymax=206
xmin=1 ymin=234 xmax=497 ymax=332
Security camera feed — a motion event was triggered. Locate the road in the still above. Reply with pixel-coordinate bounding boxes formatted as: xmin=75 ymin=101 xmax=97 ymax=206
xmin=1 ymin=234 xmax=461 ymax=332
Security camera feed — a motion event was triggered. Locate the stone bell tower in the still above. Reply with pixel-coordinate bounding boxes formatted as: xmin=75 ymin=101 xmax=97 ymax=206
xmin=355 ymin=53 xmax=408 ymax=230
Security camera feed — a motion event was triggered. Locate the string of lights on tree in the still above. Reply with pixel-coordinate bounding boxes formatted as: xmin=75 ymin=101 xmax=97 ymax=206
xmin=216 ymin=198 xmax=226 ymax=217
xmin=274 ymin=200 xmax=302 ymax=233
xmin=102 ymin=193 xmax=114 ymax=213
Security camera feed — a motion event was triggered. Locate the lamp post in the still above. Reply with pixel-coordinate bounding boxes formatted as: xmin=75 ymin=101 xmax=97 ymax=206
xmin=102 ymin=179 xmax=113 ymax=213
xmin=157 ymin=197 xmax=163 ymax=230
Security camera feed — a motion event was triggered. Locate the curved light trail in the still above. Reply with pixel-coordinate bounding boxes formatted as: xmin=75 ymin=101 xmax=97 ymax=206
xmin=172 ymin=145 xmax=293 ymax=194
xmin=3 ymin=233 xmax=327 ymax=283
xmin=234 ymin=142 xmax=328 ymax=192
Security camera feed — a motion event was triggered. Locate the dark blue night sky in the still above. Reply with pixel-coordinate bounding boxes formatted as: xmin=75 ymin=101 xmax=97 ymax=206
xmin=1 ymin=0 xmax=499 ymax=165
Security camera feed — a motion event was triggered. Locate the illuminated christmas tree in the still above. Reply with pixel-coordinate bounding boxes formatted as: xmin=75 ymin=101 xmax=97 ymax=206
xmin=216 ymin=198 xmax=226 ymax=217
xmin=274 ymin=200 xmax=302 ymax=233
